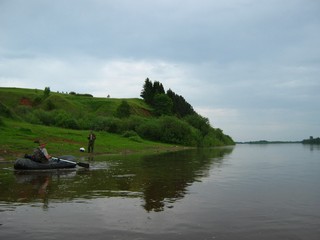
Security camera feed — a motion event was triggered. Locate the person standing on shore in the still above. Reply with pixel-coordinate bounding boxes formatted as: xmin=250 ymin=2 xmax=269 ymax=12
xmin=87 ymin=131 xmax=96 ymax=153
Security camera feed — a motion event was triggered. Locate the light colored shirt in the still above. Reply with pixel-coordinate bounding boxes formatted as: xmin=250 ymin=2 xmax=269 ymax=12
xmin=41 ymin=148 xmax=50 ymax=159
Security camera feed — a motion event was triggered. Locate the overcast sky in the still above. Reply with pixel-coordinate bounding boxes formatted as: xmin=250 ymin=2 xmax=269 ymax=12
xmin=1 ymin=0 xmax=319 ymax=142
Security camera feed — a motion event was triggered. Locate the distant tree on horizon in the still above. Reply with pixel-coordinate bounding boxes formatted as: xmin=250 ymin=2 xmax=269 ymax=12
xmin=43 ymin=87 xmax=50 ymax=99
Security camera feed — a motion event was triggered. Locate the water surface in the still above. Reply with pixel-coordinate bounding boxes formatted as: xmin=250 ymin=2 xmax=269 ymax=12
xmin=1 ymin=144 xmax=319 ymax=239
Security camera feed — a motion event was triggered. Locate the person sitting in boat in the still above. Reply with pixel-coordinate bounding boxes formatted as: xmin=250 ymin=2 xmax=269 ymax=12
xmin=25 ymin=142 xmax=51 ymax=163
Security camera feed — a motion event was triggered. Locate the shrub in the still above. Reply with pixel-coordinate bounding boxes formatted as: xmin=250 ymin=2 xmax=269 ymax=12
xmin=122 ymin=130 xmax=139 ymax=138
xmin=104 ymin=117 xmax=123 ymax=133
xmin=136 ymin=119 xmax=161 ymax=141
xmin=54 ymin=110 xmax=79 ymax=129
xmin=24 ymin=112 xmax=42 ymax=125
xmin=90 ymin=116 xmax=123 ymax=133
xmin=122 ymin=115 xmax=145 ymax=132
xmin=158 ymin=116 xmax=194 ymax=145
xmin=122 ymin=131 xmax=143 ymax=142
xmin=184 ymin=114 xmax=211 ymax=136
xmin=90 ymin=116 xmax=109 ymax=131
xmin=128 ymin=135 xmax=143 ymax=143
xmin=33 ymin=109 xmax=55 ymax=126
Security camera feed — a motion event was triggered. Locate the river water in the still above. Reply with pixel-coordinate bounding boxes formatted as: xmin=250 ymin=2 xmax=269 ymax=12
xmin=0 ymin=144 xmax=319 ymax=240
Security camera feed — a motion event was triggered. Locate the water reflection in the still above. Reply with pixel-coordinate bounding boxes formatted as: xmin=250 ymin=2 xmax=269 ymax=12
xmin=0 ymin=147 xmax=233 ymax=212
xmin=303 ymin=144 xmax=320 ymax=151
xmin=139 ymin=148 xmax=231 ymax=211
xmin=15 ymin=172 xmax=51 ymax=209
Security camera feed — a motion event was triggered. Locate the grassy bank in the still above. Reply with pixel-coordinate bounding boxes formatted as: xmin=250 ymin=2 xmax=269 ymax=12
xmin=0 ymin=118 xmax=187 ymax=161
xmin=0 ymin=87 xmax=235 ymax=152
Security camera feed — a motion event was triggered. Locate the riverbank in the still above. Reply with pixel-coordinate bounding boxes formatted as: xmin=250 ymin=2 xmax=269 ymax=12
xmin=0 ymin=119 xmax=189 ymax=161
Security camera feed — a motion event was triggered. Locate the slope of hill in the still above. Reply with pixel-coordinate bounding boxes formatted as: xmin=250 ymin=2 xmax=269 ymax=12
xmin=0 ymin=87 xmax=234 ymax=150
xmin=0 ymin=87 xmax=152 ymax=117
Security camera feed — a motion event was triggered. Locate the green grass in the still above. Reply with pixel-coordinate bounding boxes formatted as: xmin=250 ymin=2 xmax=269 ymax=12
xmin=0 ymin=118 xmax=183 ymax=161
xmin=0 ymin=87 xmax=152 ymax=118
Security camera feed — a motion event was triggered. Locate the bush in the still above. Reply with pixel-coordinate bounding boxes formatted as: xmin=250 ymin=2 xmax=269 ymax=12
xmin=90 ymin=116 xmax=123 ymax=133
xmin=136 ymin=119 xmax=161 ymax=141
xmin=122 ymin=116 xmax=145 ymax=132
xmin=77 ymin=117 xmax=92 ymax=130
xmin=128 ymin=135 xmax=143 ymax=143
xmin=54 ymin=110 xmax=79 ymax=129
xmin=90 ymin=116 xmax=109 ymax=131
xmin=104 ymin=117 xmax=123 ymax=133
xmin=158 ymin=116 xmax=195 ymax=145
xmin=122 ymin=131 xmax=143 ymax=142
xmin=184 ymin=114 xmax=210 ymax=136
xmin=122 ymin=130 xmax=139 ymax=138
xmin=33 ymin=109 xmax=55 ymax=126
xmin=24 ymin=112 xmax=42 ymax=125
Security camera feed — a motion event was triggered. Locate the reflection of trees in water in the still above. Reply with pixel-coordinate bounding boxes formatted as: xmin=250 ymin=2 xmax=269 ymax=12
xmin=303 ymin=144 xmax=320 ymax=151
xmin=140 ymin=148 xmax=234 ymax=212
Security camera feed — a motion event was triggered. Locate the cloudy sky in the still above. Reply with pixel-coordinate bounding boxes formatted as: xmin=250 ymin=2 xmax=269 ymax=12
xmin=1 ymin=0 xmax=319 ymax=142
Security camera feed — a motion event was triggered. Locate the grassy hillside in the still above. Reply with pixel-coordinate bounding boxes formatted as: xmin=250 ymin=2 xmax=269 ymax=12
xmin=0 ymin=87 xmax=152 ymax=118
xmin=0 ymin=87 xmax=234 ymax=159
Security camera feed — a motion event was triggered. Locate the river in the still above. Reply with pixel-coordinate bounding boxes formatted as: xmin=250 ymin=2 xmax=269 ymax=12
xmin=0 ymin=144 xmax=319 ymax=239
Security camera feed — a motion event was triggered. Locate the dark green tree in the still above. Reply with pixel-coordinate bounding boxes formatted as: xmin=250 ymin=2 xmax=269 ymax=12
xmin=153 ymin=81 xmax=165 ymax=95
xmin=43 ymin=87 xmax=51 ymax=99
xmin=116 ymin=100 xmax=131 ymax=118
xmin=167 ymin=89 xmax=195 ymax=117
xmin=184 ymin=114 xmax=210 ymax=136
xmin=153 ymin=94 xmax=173 ymax=116
xmin=141 ymin=79 xmax=166 ymax=106
xmin=140 ymin=78 xmax=154 ymax=105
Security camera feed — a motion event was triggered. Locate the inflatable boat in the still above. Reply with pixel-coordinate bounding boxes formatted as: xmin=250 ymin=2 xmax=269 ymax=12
xmin=14 ymin=155 xmax=80 ymax=170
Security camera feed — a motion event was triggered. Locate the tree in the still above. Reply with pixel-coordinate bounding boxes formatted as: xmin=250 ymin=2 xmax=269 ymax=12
xmin=141 ymin=79 xmax=166 ymax=106
xmin=43 ymin=87 xmax=51 ymax=99
xmin=153 ymin=94 xmax=173 ymax=116
xmin=140 ymin=78 xmax=154 ymax=105
xmin=167 ymin=89 xmax=195 ymax=117
xmin=153 ymin=81 xmax=165 ymax=95
xmin=116 ymin=100 xmax=131 ymax=118
xmin=184 ymin=114 xmax=210 ymax=136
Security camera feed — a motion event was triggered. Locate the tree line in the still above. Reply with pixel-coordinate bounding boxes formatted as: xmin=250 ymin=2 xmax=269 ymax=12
xmin=302 ymin=136 xmax=320 ymax=144
xmin=139 ymin=78 xmax=234 ymax=146
xmin=140 ymin=78 xmax=195 ymax=117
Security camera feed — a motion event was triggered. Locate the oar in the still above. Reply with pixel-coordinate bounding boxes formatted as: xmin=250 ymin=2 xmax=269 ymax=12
xmin=52 ymin=157 xmax=90 ymax=168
